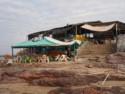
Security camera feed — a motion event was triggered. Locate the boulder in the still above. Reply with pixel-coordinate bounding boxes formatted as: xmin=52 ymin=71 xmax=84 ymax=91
xmin=106 ymin=52 xmax=125 ymax=64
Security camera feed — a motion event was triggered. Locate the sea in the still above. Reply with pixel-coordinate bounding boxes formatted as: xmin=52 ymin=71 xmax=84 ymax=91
xmin=0 ymin=56 xmax=5 ymax=61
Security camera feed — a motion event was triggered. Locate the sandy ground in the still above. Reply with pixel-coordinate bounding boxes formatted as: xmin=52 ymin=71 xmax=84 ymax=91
xmin=0 ymin=83 xmax=58 ymax=94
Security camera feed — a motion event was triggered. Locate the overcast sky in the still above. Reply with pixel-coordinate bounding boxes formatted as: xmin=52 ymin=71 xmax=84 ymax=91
xmin=0 ymin=0 xmax=125 ymax=55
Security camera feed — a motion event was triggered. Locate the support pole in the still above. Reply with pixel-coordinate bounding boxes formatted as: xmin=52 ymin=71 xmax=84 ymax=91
xmin=74 ymin=26 xmax=77 ymax=56
xmin=31 ymin=47 xmax=33 ymax=54
xmin=116 ymin=24 xmax=118 ymax=52
xmin=11 ymin=46 xmax=14 ymax=62
xmin=75 ymin=26 xmax=77 ymax=36
xmin=46 ymin=47 xmax=47 ymax=55
xmin=74 ymin=43 xmax=76 ymax=56
xmin=65 ymin=31 xmax=67 ymax=39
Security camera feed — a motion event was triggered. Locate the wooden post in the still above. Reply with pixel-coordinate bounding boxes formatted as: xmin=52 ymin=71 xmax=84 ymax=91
xmin=101 ymin=73 xmax=110 ymax=86
xmin=74 ymin=26 xmax=78 ymax=56
xmin=74 ymin=43 xmax=76 ymax=56
xmin=46 ymin=47 xmax=47 ymax=55
xmin=11 ymin=46 xmax=14 ymax=62
xmin=65 ymin=31 xmax=67 ymax=39
xmin=31 ymin=48 xmax=32 ymax=54
xmin=75 ymin=26 xmax=77 ymax=36
xmin=116 ymin=24 xmax=118 ymax=52
xmin=101 ymin=73 xmax=110 ymax=93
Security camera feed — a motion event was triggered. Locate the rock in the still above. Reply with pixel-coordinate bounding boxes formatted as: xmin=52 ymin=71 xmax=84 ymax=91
xmin=118 ymin=64 xmax=125 ymax=72
xmin=81 ymin=87 xmax=101 ymax=94
xmin=48 ymin=87 xmax=72 ymax=94
xmin=103 ymin=86 xmax=125 ymax=94
xmin=0 ymin=68 xmax=102 ymax=86
xmin=106 ymin=52 xmax=125 ymax=64
xmin=48 ymin=87 xmax=101 ymax=94
xmin=118 ymin=34 xmax=125 ymax=52
xmin=1 ymin=67 xmax=125 ymax=87
xmin=102 ymin=91 xmax=113 ymax=94
xmin=85 ymin=64 xmax=93 ymax=68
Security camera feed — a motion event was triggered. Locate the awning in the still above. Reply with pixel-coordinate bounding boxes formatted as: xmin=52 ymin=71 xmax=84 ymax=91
xmin=81 ymin=23 xmax=116 ymax=32
xmin=12 ymin=41 xmax=35 ymax=48
xmin=12 ymin=37 xmax=81 ymax=48
xmin=45 ymin=37 xmax=81 ymax=46
xmin=81 ymin=21 xmax=125 ymax=32
xmin=12 ymin=38 xmax=56 ymax=48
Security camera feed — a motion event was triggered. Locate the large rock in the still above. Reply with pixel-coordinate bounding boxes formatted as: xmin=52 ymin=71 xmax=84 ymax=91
xmin=105 ymin=52 xmax=125 ymax=72
xmin=106 ymin=52 xmax=125 ymax=64
xmin=102 ymin=86 xmax=125 ymax=94
xmin=81 ymin=87 xmax=101 ymax=94
xmin=1 ymin=67 xmax=125 ymax=87
xmin=0 ymin=67 xmax=105 ymax=86
xmin=118 ymin=34 xmax=125 ymax=52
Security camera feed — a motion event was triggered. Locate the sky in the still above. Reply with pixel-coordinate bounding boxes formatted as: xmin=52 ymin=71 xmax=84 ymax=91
xmin=0 ymin=0 xmax=125 ymax=55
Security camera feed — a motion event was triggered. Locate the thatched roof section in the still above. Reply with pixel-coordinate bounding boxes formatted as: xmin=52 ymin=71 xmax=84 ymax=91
xmin=28 ymin=21 xmax=125 ymax=40
xmin=28 ymin=21 xmax=101 ymax=40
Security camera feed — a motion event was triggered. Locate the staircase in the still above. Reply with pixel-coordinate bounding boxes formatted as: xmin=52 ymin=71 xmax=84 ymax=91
xmin=77 ymin=44 xmax=117 ymax=57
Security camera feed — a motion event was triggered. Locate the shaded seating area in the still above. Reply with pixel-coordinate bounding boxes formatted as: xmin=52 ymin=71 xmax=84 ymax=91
xmin=11 ymin=37 xmax=81 ymax=64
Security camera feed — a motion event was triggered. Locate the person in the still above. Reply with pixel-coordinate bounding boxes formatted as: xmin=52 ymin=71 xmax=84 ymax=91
xmin=67 ymin=47 xmax=71 ymax=58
